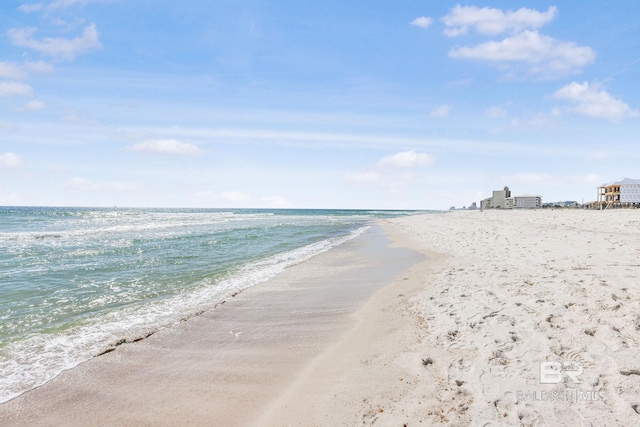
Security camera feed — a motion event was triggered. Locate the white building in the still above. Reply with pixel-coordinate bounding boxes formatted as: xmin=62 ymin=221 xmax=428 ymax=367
xmin=619 ymin=178 xmax=640 ymax=203
xmin=598 ymin=177 xmax=640 ymax=206
xmin=481 ymin=186 xmax=511 ymax=209
xmin=506 ymin=194 xmax=542 ymax=209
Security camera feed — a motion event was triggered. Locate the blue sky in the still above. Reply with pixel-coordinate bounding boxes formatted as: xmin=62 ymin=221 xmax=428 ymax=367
xmin=1 ymin=1 xmax=639 ymax=209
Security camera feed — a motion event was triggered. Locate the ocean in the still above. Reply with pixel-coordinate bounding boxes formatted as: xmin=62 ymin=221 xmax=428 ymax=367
xmin=0 ymin=207 xmax=417 ymax=403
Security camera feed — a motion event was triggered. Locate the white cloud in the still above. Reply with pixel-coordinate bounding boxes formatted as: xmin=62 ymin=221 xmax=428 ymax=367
xmin=67 ymin=177 xmax=139 ymax=192
xmin=449 ymin=30 xmax=595 ymax=77
xmin=24 ymin=61 xmax=54 ymax=74
xmin=509 ymin=112 xmax=556 ymax=129
xmin=7 ymin=24 xmax=101 ymax=61
xmin=429 ymin=105 xmax=451 ymax=117
xmin=410 ymin=16 xmax=433 ymax=29
xmin=0 ymin=152 xmax=23 ymax=168
xmin=486 ymin=106 xmax=507 ymax=119
xmin=379 ymin=150 xmax=434 ymax=168
xmin=20 ymin=0 xmax=105 ymax=12
xmin=0 ymin=61 xmax=53 ymax=84
xmin=344 ymin=151 xmax=434 ymax=192
xmin=14 ymin=100 xmax=46 ymax=112
xmin=18 ymin=3 xmax=44 ymax=13
xmin=0 ymin=62 xmax=27 ymax=80
xmin=0 ymin=82 xmax=33 ymax=97
xmin=552 ymin=81 xmax=640 ymax=122
xmin=127 ymin=139 xmax=204 ymax=156
xmin=48 ymin=0 xmax=90 ymax=8
xmin=50 ymin=0 xmax=119 ymax=9
xmin=442 ymin=5 xmax=557 ymax=37
xmin=344 ymin=172 xmax=380 ymax=184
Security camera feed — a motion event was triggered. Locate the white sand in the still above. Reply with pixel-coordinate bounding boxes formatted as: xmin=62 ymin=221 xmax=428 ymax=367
xmin=262 ymin=209 xmax=640 ymax=426
xmin=391 ymin=209 xmax=640 ymax=425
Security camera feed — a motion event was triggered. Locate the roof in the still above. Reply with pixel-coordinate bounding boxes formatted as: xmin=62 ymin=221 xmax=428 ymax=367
xmin=601 ymin=177 xmax=640 ymax=186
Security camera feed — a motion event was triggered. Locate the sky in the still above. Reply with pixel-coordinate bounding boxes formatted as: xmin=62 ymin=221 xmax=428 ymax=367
xmin=1 ymin=0 xmax=639 ymax=209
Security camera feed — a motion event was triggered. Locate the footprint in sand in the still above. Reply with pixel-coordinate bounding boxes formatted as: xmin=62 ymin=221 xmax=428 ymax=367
xmin=493 ymin=391 xmax=541 ymax=425
xmin=544 ymin=314 xmax=565 ymax=330
xmin=361 ymin=407 xmax=383 ymax=426
xmin=557 ymin=349 xmax=595 ymax=369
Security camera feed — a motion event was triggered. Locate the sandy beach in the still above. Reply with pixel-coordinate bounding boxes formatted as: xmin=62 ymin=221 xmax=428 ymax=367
xmin=259 ymin=209 xmax=640 ymax=426
xmin=382 ymin=209 xmax=640 ymax=426
xmin=2 ymin=209 xmax=640 ymax=426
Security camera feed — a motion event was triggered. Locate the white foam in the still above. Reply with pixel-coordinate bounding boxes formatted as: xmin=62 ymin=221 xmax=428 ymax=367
xmin=0 ymin=212 xmax=241 ymax=243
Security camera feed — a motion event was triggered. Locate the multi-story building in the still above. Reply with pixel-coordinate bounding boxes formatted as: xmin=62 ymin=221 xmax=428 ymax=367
xmin=481 ymin=187 xmax=542 ymax=209
xmin=481 ymin=186 xmax=511 ymax=209
xmin=597 ymin=178 xmax=640 ymax=208
xmin=505 ymin=194 xmax=542 ymax=209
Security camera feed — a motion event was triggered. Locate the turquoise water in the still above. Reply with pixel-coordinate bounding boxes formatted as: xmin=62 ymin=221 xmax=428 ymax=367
xmin=0 ymin=207 xmax=417 ymax=403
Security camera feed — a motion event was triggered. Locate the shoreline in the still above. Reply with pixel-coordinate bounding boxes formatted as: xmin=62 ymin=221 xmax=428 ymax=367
xmin=256 ymin=219 xmax=455 ymax=425
xmin=0 ymin=212 xmax=368 ymax=404
xmin=0 ymin=223 xmax=423 ymax=426
xmin=3 ymin=209 xmax=639 ymax=425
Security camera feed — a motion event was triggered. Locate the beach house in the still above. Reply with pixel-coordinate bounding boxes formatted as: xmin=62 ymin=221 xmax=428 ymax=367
xmin=597 ymin=178 xmax=640 ymax=208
